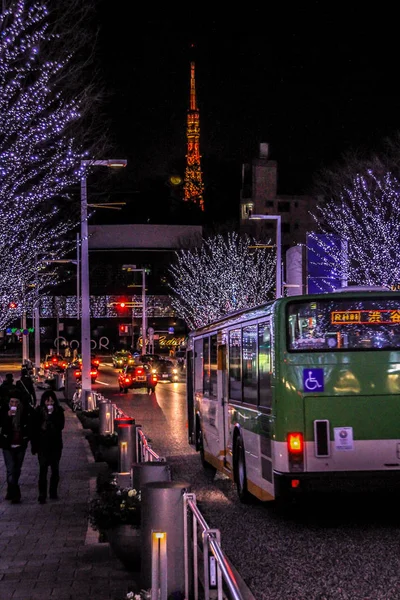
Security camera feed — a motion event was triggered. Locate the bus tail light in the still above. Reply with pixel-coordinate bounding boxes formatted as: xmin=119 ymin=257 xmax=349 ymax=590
xmin=287 ymin=432 xmax=304 ymax=472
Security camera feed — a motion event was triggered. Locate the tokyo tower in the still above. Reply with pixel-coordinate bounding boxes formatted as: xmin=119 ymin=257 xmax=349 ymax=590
xmin=183 ymin=60 xmax=204 ymax=211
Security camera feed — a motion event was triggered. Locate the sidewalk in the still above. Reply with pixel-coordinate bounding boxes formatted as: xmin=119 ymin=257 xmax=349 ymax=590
xmin=0 ymin=393 xmax=139 ymax=600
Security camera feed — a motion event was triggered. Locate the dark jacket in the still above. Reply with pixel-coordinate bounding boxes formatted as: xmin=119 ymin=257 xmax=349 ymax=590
xmin=17 ymin=371 xmax=37 ymax=406
xmin=31 ymin=392 xmax=65 ymax=456
xmin=0 ymin=378 xmax=21 ymax=407
xmin=0 ymin=401 xmax=34 ymax=450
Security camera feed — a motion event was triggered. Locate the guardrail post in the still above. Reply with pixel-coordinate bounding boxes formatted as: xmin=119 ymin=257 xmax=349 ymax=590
xmin=99 ymin=400 xmax=114 ymax=435
xmin=141 ymin=481 xmax=192 ymax=597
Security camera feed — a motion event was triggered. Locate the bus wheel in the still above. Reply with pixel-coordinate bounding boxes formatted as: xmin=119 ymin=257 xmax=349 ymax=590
xmin=234 ymin=435 xmax=251 ymax=503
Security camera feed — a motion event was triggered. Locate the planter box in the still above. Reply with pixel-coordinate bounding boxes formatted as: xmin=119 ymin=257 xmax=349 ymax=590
xmin=106 ymin=524 xmax=141 ymax=572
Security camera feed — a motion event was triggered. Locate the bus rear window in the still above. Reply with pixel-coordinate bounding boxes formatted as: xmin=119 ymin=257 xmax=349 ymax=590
xmin=287 ymin=298 xmax=400 ymax=351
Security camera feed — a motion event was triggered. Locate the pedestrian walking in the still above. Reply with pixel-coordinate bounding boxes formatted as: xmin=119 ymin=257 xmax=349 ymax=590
xmin=31 ymin=389 xmax=65 ymax=504
xmin=0 ymin=396 xmax=34 ymax=503
xmin=0 ymin=373 xmax=19 ymax=407
xmin=16 ymin=367 xmax=37 ymax=407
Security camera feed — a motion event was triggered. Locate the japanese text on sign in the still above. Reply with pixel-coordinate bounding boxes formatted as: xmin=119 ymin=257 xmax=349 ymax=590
xmin=331 ymin=310 xmax=400 ymax=325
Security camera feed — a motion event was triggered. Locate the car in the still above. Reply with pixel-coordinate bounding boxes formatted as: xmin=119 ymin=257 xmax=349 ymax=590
xmin=112 ymin=350 xmax=134 ymax=369
xmin=91 ymin=356 xmax=101 ymax=370
xmin=42 ymin=354 xmax=69 ymax=372
xmin=139 ymin=353 xmax=162 ymax=366
xmin=153 ymin=358 xmax=179 ymax=383
xmin=71 ymin=361 xmax=98 ymax=384
xmin=118 ymin=363 xmax=158 ymax=394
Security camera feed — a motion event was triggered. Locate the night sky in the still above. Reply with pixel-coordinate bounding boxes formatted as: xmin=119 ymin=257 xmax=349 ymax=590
xmin=93 ymin=3 xmax=400 ymax=222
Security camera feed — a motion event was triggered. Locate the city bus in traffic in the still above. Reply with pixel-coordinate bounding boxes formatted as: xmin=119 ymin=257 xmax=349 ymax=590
xmin=185 ymin=287 xmax=400 ymax=503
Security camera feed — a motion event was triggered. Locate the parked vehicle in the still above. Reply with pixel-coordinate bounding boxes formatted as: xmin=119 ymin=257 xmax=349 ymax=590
xmin=118 ymin=363 xmax=158 ymax=394
xmin=153 ymin=358 xmax=179 ymax=383
xmin=112 ymin=350 xmax=134 ymax=369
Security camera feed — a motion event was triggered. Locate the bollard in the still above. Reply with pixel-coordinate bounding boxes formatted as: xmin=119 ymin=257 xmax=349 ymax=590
xmin=99 ymin=400 xmax=114 ymax=435
xmin=131 ymin=462 xmax=172 ymax=492
xmin=141 ymin=481 xmax=192 ymax=596
xmin=116 ymin=418 xmax=135 ymax=475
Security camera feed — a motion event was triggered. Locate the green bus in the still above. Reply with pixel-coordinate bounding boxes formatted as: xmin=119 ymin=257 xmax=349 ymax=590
xmin=186 ymin=287 xmax=400 ymax=502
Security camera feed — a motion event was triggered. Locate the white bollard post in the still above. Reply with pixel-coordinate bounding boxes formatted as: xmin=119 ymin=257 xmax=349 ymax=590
xmin=141 ymin=481 xmax=191 ymax=596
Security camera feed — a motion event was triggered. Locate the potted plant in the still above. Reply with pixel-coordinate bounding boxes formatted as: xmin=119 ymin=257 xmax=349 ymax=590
xmin=94 ymin=432 xmax=119 ymax=467
xmin=78 ymin=408 xmax=100 ymax=431
xmin=88 ymin=480 xmax=142 ymax=570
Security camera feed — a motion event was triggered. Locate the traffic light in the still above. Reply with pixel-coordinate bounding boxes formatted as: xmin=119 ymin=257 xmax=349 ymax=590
xmin=116 ymin=297 xmax=129 ymax=313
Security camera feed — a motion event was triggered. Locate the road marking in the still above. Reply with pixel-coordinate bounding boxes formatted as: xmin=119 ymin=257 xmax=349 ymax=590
xmin=95 ymin=380 xmax=111 ymax=386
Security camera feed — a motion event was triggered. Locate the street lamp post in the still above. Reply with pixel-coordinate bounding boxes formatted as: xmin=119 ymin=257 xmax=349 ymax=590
xmin=249 ymin=214 xmax=282 ymax=299
xmin=122 ymin=265 xmax=147 ymax=355
xmin=81 ymin=159 xmax=127 ymax=409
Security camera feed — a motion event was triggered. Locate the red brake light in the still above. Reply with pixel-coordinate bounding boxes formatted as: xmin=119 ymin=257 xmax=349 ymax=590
xmin=137 ymin=368 xmax=144 ymax=375
xmin=74 ymin=370 xmax=80 ymax=377
xmin=125 ymin=377 xmax=130 ymax=383
xmin=288 ymin=432 xmax=303 ymax=453
xmin=52 ymin=357 xmax=57 ymax=363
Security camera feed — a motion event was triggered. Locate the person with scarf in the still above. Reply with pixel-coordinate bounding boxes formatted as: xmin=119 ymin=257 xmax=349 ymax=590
xmin=31 ymin=390 xmax=65 ymax=504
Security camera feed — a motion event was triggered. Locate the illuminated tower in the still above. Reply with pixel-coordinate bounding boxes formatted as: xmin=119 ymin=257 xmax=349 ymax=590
xmin=183 ymin=61 xmax=205 ymax=211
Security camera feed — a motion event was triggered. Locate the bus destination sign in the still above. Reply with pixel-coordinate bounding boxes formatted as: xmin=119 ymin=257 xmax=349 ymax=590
xmin=331 ymin=310 xmax=400 ymax=325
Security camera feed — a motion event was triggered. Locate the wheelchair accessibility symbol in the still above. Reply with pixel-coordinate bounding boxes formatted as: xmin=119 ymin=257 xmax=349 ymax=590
xmin=303 ymin=369 xmax=324 ymax=392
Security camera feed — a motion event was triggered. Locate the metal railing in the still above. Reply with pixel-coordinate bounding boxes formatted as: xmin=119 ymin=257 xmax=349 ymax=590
xmin=134 ymin=424 xmax=245 ymax=600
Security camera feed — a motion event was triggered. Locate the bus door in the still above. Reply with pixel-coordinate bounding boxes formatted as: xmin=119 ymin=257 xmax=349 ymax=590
xmin=218 ymin=344 xmax=230 ymax=469
xmin=186 ymin=350 xmax=194 ymax=445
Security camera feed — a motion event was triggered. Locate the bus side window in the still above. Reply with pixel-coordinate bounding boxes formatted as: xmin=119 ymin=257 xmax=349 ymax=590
xmin=229 ymin=329 xmax=242 ymax=401
xmin=210 ymin=334 xmax=218 ymax=397
xmin=259 ymin=322 xmax=272 ymax=408
xmin=243 ymin=325 xmax=257 ymax=405
xmin=194 ymin=339 xmax=203 ymax=394
xmin=203 ymin=337 xmax=210 ymax=396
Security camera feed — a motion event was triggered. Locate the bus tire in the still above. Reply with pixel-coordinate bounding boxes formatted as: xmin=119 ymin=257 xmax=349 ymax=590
xmin=234 ymin=434 xmax=252 ymax=503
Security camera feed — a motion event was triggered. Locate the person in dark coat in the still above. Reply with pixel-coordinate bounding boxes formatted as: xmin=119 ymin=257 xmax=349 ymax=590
xmin=16 ymin=368 xmax=37 ymax=407
xmin=0 ymin=396 xmax=34 ymax=503
xmin=31 ymin=390 xmax=65 ymax=504
xmin=0 ymin=373 xmax=19 ymax=407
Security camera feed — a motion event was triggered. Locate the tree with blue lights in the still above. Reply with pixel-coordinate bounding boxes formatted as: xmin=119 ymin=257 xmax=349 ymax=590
xmin=168 ymin=232 xmax=276 ymax=329
xmin=309 ymin=170 xmax=400 ymax=290
xmin=0 ymin=0 xmax=101 ymax=329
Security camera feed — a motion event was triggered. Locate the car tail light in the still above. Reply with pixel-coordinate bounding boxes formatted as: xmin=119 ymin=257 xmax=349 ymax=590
xmin=124 ymin=377 xmax=131 ymax=383
xmin=44 ymin=362 xmax=50 ymax=369
xmin=90 ymin=369 xmax=97 ymax=377
xmin=52 ymin=357 xmax=58 ymax=364
xmin=137 ymin=368 xmax=144 ymax=375
xmin=74 ymin=370 xmax=81 ymax=378
xmin=287 ymin=432 xmax=304 ymax=472
xmin=152 ymin=375 xmax=158 ymax=383
xmin=93 ymin=359 xmax=100 ymax=366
